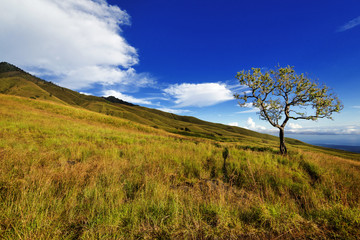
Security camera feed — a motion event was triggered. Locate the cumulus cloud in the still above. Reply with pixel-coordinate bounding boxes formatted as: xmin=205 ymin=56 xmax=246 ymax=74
xmin=244 ymin=117 xmax=268 ymax=131
xmin=337 ymin=16 xmax=360 ymax=32
xmin=288 ymin=123 xmax=302 ymax=130
xmin=0 ymin=0 xmax=153 ymax=90
xmin=243 ymin=103 xmax=254 ymax=108
xmin=156 ymin=108 xmax=191 ymax=115
xmin=228 ymin=122 xmax=239 ymax=127
xmin=164 ymin=83 xmax=233 ymax=107
xmin=227 ymin=116 xmax=360 ymax=136
xmin=103 ymin=90 xmax=152 ymax=105
xmin=287 ymin=125 xmax=360 ymax=135
xmin=242 ymin=118 xmax=303 ymax=134
xmin=79 ymin=92 xmax=92 ymax=95
xmin=59 ymin=66 xmax=155 ymax=90
xmin=233 ymin=115 xmax=360 ymax=136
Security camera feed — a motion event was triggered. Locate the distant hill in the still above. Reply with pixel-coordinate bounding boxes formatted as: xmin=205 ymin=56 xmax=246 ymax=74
xmin=315 ymin=144 xmax=360 ymax=153
xmin=0 ymin=61 xmax=24 ymax=73
xmin=102 ymin=96 xmax=137 ymax=106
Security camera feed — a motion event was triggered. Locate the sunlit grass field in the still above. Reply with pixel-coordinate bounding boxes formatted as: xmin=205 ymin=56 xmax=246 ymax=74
xmin=1 ymin=94 xmax=360 ymax=239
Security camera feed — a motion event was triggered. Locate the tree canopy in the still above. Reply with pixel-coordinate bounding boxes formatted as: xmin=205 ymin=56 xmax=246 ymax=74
xmin=234 ymin=66 xmax=343 ymax=154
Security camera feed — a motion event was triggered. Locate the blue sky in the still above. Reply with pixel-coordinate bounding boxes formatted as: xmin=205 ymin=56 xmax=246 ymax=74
xmin=1 ymin=0 xmax=360 ymax=145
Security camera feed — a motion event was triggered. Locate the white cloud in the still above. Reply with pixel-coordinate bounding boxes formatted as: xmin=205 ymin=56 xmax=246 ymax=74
xmin=243 ymin=103 xmax=254 ymax=108
xmin=239 ymin=117 xmax=360 ymax=136
xmin=287 ymin=125 xmax=360 ymax=135
xmin=164 ymin=83 xmax=233 ymax=107
xmin=156 ymin=108 xmax=191 ymax=115
xmin=236 ymin=102 xmax=260 ymax=114
xmin=237 ymin=108 xmax=259 ymax=114
xmin=284 ymin=122 xmax=303 ymax=134
xmin=103 ymin=90 xmax=152 ymax=105
xmin=79 ymin=92 xmax=92 ymax=95
xmin=352 ymin=106 xmax=360 ymax=109
xmin=59 ymin=66 xmax=155 ymax=90
xmin=0 ymin=0 xmax=153 ymax=90
xmin=246 ymin=118 xmax=256 ymax=129
xmin=337 ymin=16 xmax=360 ymax=32
xmin=244 ymin=117 xmax=267 ymax=131
xmin=229 ymin=116 xmax=360 ymax=136
xmin=228 ymin=122 xmax=239 ymax=127
xmin=288 ymin=123 xmax=302 ymax=129
xmin=227 ymin=83 xmax=248 ymax=92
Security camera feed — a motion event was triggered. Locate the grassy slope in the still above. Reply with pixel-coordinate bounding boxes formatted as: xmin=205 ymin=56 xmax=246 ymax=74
xmin=1 ymin=63 xmax=359 ymax=161
xmin=0 ymin=75 xmax=65 ymax=104
xmin=2 ymin=65 xmax=359 ymax=163
xmin=0 ymin=63 xmax=281 ymax=143
xmin=1 ymin=94 xmax=360 ymax=239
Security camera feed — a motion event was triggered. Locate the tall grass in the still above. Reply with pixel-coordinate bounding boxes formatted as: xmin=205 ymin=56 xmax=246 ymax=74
xmin=1 ymin=94 xmax=360 ymax=239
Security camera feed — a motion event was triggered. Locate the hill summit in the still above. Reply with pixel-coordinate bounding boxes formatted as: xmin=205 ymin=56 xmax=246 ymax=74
xmin=0 ymin=61 xmax=23 ymax=73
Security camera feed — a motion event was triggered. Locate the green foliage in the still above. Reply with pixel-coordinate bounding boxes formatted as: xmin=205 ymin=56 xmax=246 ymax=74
xmin=235 ymin=66 xmax=343 ymax=124
xmin=234 ymin=66 xmax=343 ymax=154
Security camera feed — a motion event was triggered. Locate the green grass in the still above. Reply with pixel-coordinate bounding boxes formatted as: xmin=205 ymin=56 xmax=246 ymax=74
xmin=1 ymin=94 xmax=360 ymax=239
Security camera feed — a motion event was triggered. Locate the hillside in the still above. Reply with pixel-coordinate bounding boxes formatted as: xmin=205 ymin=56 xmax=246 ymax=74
xmin=1 ymin=93 xmax=360 ymax=239
xmin=1 ymin=62 xmax=359 ymax=161
xmin=0 ymin=62 xmax=285 ymax=142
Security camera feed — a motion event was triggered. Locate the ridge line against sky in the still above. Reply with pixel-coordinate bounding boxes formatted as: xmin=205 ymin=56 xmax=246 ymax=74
xmin=1 ymin=0 xmax=360 ymax=144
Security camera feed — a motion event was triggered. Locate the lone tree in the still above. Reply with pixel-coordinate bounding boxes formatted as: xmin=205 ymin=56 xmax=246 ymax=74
xmin=234 ymin=66 xmax=343 ymax=154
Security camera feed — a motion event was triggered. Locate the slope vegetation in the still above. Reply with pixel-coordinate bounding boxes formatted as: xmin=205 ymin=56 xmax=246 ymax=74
xmin=1 ymin=62 xmax=359 ymax=161
xmin=1 ymin=94 xmax=360 ymax=239
xmin=0 ymin=62 xmax=282 ymax=142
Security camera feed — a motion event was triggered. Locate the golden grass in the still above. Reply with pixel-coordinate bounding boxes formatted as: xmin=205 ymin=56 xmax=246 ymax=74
xmin=1 ymin=94 xmax=360 ymax=239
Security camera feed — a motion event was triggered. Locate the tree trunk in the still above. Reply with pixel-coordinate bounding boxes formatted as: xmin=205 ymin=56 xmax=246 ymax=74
xmin=279 ymin=127 xmax=287 ymax=155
